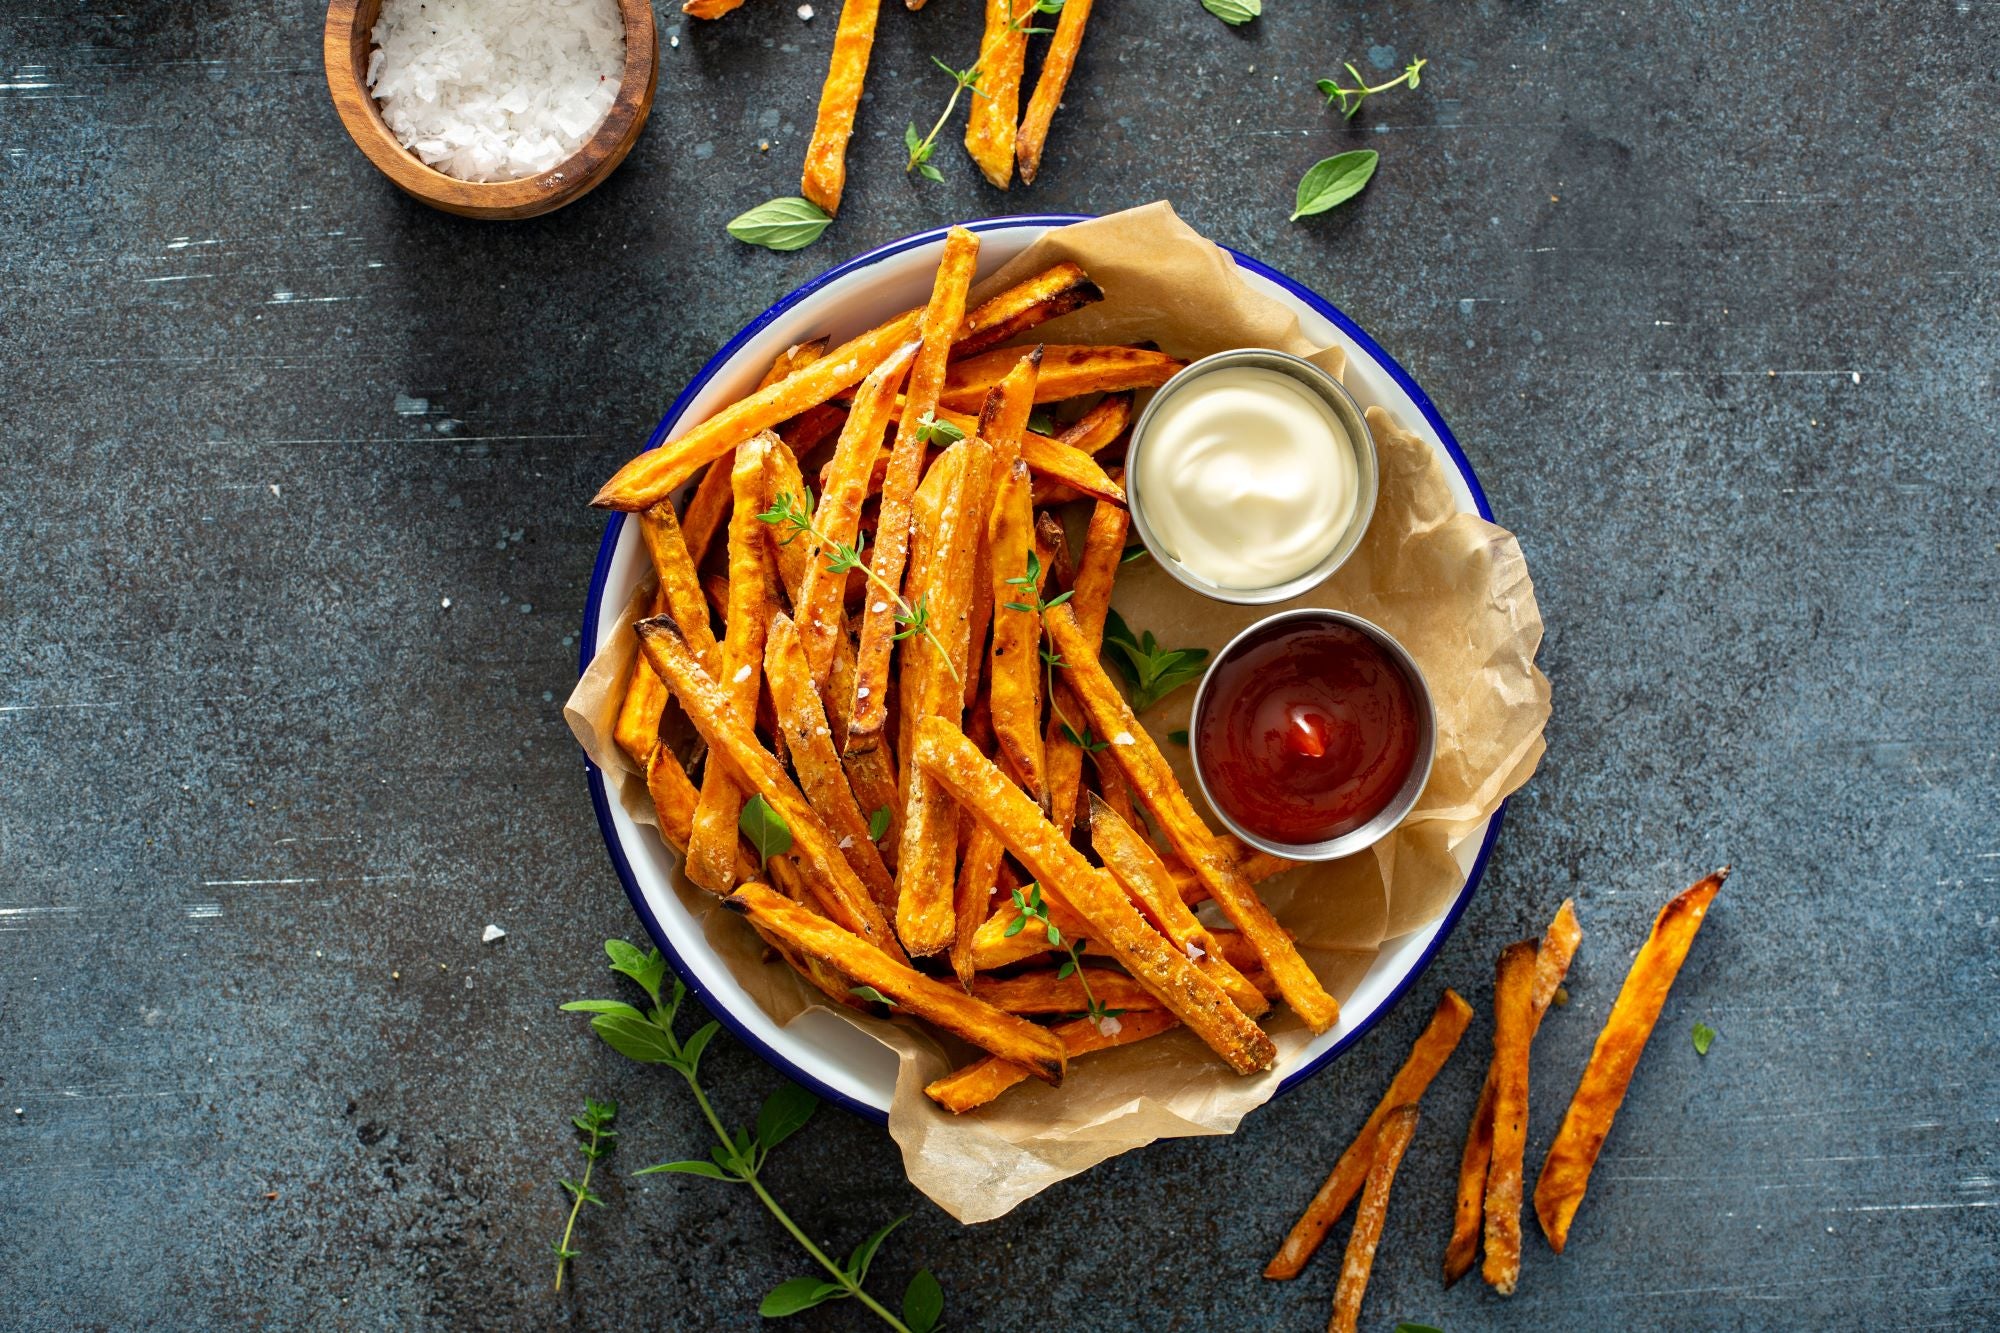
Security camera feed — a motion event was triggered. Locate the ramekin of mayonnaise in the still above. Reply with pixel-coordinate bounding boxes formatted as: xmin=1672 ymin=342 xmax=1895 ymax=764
xmin=1126 ymin=348 xmax=1378 ymax=604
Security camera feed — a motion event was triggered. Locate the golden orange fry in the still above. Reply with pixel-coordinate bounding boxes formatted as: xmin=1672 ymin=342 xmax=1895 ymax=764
xmin=1015 ymin=0 xmax=1094 ymax=185
xmin=940 ymin=344 xmax=1183 ymax=413
xmin=952 ymin=261 xmax=1103 ymax=359
xmin=1329 ymin=1104 xmax=1420 ymax=1333
xmin=799 ymin=0 xmax=882 ymax=216
xmin=969 ymin=967 xmax=1165 ymax=1016
xmin=1043 ymin=497 xmax=1128 ymax=836
xmin=1481 ymin=940 xmax=1540 ymax=1295
xmin=1534 ymin=869 xmax=1727 ymax=1255
xmin=963 ymin=0 xmax=1029 ymax=189
xmin=924 ymin=1009 xmax=1178 ymax=1113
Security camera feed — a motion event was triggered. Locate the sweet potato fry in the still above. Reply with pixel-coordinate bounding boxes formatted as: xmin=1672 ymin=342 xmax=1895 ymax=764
xmin=988 ymin=457 xmax=1049 ymax=802
xmin=939 ymin=344 xmax=1183 ymax=413
xmin=1535 ymin=869 xmax=1727 ymax=1255
xmin=685 ymin=441 xmax=779 ymax=894
xmin=952 ymin=823 xmax=1007 ymax=986
xmin=765 ymin=613 xmax=896 ymax=910
xmin=1043 ymin=498 xmax=1127 ymax=835
xmin=1264 ymin=989 xmax=1475 ymax=1279
xmin=1088 ymin=795 xmax=1268 ymax=1017
xmin=924 ymin=1008 xmax=1179 ymax=1114
xmin=963 ymin=0 xmax=1029 ymax=189
xmin=638 ymin=500 xmax=724 ymax=678
xmin=892 ymin=441 xmax=990 ymax=954
xmin=1445 ymin=900 xmax=1581 ymax=1286
xmin=1034 ymin=396 xmax=1133 ymax=504
xmin=1015 ymin=0 xmax=1093 ymax=185
xmin=963 ymin=348 xmax=1041 ymax=713
xmin=1329 ymin=1105 xmax=1420 ymax=1333
xmin=1481 ymin=940 xmax=1539 ymax=1295
xmin=952 ymin=261 xmax=1103 ymax=359
xmin=635 ymin=615 xmax=904 ymax=960
xmin=759 ymin=437 xmax=815 ymax=604
xmin=682 ymin=0 xmax=747 ymax=17
xmin=913 ymin=718 xmax=1276 ymax=1074
xmin=850 ymin=228 xmax=979 ymax=764
xmin=967 ymin=892 xmax=1101 ymax=970
xmin=613 ymin=591 xmax=671 ymax=766
xmin=680 ymin=340 xmax=830 ymax=567
xmin=1168 ymin=846 xmax=1295 ymax=906
xmin=970 ymin=967 xmax=1164 ymax=1016
xmin=799 ymin=0 xmax=881 ymax=216
xmin=797 ymin=342 xmax=917 ymax=693
xmin=726 ymin=882 xmax=1065 ymax=1083
xmin=1046 ymin=602 xmax=1340 ymax=1032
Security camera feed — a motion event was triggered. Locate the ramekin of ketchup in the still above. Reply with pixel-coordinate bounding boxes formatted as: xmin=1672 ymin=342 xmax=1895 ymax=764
xmin=1191 ymin=609 xmax=1435 ymax=860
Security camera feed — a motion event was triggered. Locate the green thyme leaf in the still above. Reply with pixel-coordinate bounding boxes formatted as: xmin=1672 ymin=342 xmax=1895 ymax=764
xmin=1201 ymin=0 xmax=1260 ymax=24
xmin=1692 ymin=1021 xmax=1716 ymax=1056
xmin=915 ymin=412 xmax=966 ymax=447
xmin=1120 ymin=543 xmax=1150 ymax=564
xmin=849 ymin=985 xmax=897 ymax=1007
xmin=1027 ymin=409 xmax=1057 ymax=435
xmin=585 ymin=1012 xmax=679 ymax=1065
xmin=1291 ymin=150 xmax=1380 ymax=221
xmin=740 ymin=794 xmax=794 ymax=867
xmin=1101 ymin=609 xmax=1210 ymax=711
xmin=1393 ymin=1325 xmax=1445 ymax=1333
xmin=727 ymin=197 xmax=834 ymax=253
xmin=867 ymin=805 xmax=892 ymax=841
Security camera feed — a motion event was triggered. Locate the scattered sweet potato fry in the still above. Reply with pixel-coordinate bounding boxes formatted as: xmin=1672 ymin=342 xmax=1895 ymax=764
xmin=952 ymin=261 xmax=1102 ymax=358
xmin=1046 ymin=603 xmax=1340 ymax=1032
xmin=1445 ymin=900 xmax=1581 ymax=1285
xmin=970 ymin=967 xmax=1164 ymax=1016
xmin=1264 ymin=989 xmax=1475 ymax=1279
xmin=686 ymin=441 xmax=780 ymax=894
xmin=1535 ymin=869 xmax=1727 ymax=1255
xmin=924 ymin=1009 xmax=1178 ymax=1113
xmin=765 ymin=613 xmax=896 ymax=910
xmin=682 ymin=0 xmax=747 ymax=18
xmin=940 ymin=344 xmax=1183 ymax=412
xmin=1329 ymin=1104 xmax=1420 ymax=1333
xmin=913 ymin=717 xmax=1276 ymax=1074
xmin=1482 ymin=940 xmax=1540 ymax=1295
xmin=850 ymin=227 xmax=979 ymax=764
xmin=1015 ymin=0 xmax=1093 ymax=185
xmin=893 ymin=441 xmax=991 ymax=954
xmin=726 ymin=882 xmax=1065 ymax=1083
xmin=635 ymin=614 xmax=904 ymax=961
xmin=799 ymin=0 xmax=882 ymax=216
xmin=963 ymin=0 xmax=1029 ymax=189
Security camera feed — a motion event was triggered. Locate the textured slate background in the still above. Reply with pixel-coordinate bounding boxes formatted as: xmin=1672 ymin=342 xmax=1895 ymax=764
xmin=3 ymin=1 xmax=1996 ymax=1329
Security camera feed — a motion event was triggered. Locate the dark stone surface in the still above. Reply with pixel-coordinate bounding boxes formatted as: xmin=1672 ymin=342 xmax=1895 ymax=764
xmin=2 ymin=1 xmax=1995 ymax=1329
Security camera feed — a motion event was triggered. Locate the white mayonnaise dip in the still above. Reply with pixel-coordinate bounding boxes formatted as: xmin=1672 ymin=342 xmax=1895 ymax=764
xmin=1134 ymin=365 xmax=1358 ymax=589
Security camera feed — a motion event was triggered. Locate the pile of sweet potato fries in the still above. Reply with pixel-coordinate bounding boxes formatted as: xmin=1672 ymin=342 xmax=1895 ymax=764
xmin=595 ymin=227 xmax=1348 ymax=1111
xmin=690 ymin=0 xmax=1097 ymax=209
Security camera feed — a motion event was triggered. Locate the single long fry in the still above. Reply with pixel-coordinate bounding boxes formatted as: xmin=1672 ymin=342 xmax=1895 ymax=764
xmin=1329 ymin=1105 xmax=1420 ymax=1333
xmin=850 ymin=227 xmax=979 ymax=761
xmin=893 ymin=441 xmax=990 ymax=954
xmin=765 ymin=613 xmax=896 ymax=910
xmin=940 ymin=344 xmax=1183 ymax=413
xmin=1034 ymin=395 xmax=1133 ymax=504
xmin=925 ymin=1008 xmax=1178 ymax=1114
xmin=953 ymin=261 xmax=1103 ymax=359
xmin=1014 ymin=0 xmax=1093 ymax=184
xmin=988 ymin=461 xmax=1049 ymax=802
xmin=937 ymin=404 xmax=1126 ymax=504
xmin=970 ymin=967 xmax=1165 ymax=1016
xmin=913 ymin=718 xmax=1276 ymax=1074
xmin=797 ymin=342 xmax=917 ymax=693
xmin=682 ymin=0 xmax=747 ymax=17
xmin=1089 ymin=795 xmax=1268 ymax=1017
xmin=1264 ymin=989 xmax=1475 ymax=1279
xmin=639 ymin=501 xmax=724 ymax=678
xmin=964 ymin=348 xmax=1041 ymax=714
xmin=685 ymin=442 xmax=778 ymax=893
xmin=680 ymin=340 xmax=830 ymax=567
xmin=613 ymin=590 xmax=671 ymax=765
xmin=726 ymin=882 xmax=1065 ymax=1083
xmin=799 ymin=0 xmax=881 ymax=216
xmin=952 ymin=822 xmax=1007 ymax=986
xmin=1446 ymin=900 xmax=1581 ymax=1285
xmin=635 ymin=615 xmax=904 ymax=960
xmin=759 ymin=438 xmax=815 ymax=604
xmin=964 ymin=0 xmax=1029 ymax=189
xmin=967 ymin=892 xmax=1101 ymax=970
xmin=1481 ymin=940 xmax=1539 ymax=1295
xmin=1535 ymin=869 xmax=1727 ymax=1254
xmin=1044 ymin=499 xmax=1129 ymax=836
xmin=1047 ymin=603 xmax=1340 ymax=1032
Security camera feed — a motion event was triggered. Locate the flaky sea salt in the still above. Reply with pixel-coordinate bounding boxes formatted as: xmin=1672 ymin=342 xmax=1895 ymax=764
xmin=367 ymin=0 xmax=625 ymax=183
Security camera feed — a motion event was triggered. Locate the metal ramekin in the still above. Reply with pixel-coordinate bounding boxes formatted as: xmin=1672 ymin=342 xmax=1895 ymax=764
xmin=1189 ymin=608 xmax=1436 ymax=862
xmin=1125 ymin=347 xmax=1379 ymax=605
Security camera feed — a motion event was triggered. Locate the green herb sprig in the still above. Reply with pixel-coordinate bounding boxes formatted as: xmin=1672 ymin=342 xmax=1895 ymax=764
xmin=1318 ymin=58 xmax=1427 ymax=119
xmin=757 ymin=490 xmax=961 ymax=690
xmin=1003 ymin=884 xmax=1125 ymax=1029
xmin=565 ymin=941 xmax=942 ymax=1331
xmin=1101 ymin=609 xmax=1210 ymax=712
xmin=552 ymin=1098 xmax=617 ymax=1292
xmin=906 ymin=58 xmax=984 ymax=184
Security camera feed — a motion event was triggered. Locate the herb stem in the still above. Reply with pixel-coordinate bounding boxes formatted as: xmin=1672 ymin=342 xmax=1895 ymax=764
xmin=553 ymin=1131 xmax=600 ymax=1292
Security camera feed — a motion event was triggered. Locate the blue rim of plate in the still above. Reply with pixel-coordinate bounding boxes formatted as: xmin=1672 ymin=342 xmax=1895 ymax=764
xmin=580 ymin=214 xmax=1506 ymax=1125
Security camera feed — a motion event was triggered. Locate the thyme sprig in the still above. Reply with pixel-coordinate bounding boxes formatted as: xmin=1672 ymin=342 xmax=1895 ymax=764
xmin=1004 ymin=884 xmax=1125 ymax=1029
xmin=552 ymin=1098 xmax=617 ymax=1292
xmin=1318 ymin=58 xmax=1427 ymax=120
xmin=905 ymin=58 xmax=984 ymax=183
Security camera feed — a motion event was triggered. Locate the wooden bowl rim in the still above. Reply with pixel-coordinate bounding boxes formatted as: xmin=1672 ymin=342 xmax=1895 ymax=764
xmin=323 ymin=0 xmax=658 ymax=217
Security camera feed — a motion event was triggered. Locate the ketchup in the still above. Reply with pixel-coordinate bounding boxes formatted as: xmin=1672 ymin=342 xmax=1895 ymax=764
xmin=1195 ymin=619 xmax=1422 ymax=846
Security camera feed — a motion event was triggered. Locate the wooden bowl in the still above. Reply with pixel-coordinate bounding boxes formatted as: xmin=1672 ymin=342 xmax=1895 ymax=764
xmin=323 ymin=0 xmax=657 ymax=220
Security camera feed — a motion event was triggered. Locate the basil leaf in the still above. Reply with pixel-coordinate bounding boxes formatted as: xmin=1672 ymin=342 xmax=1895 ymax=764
xmin=634 ymin=1158 xmax=733 ymax=1179
xmin=850 ymin=984 xmax=898 ymax=1007
xmin=727 ymin=196 xmax=833 ymax=253
xmin=867 ymin=805 xmax=892 ymax=841
xmin=1201 ymin=0 xmax=1260 ymax=24
xmin=756 ymin=1083 xmax=820 ymax=1153
xmin=740 ymin=794 xmax=793 ymax=866
xmin=1291 ymin=150 xmax=1380 ymax=221
xmin=759 ymin=1275 xmax=846 ymax=1317
xmin=1692 ymin=1021 xmax=1716 ymax=1056
xmin=903 ymin=1269 xmax=944 ymax=1333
